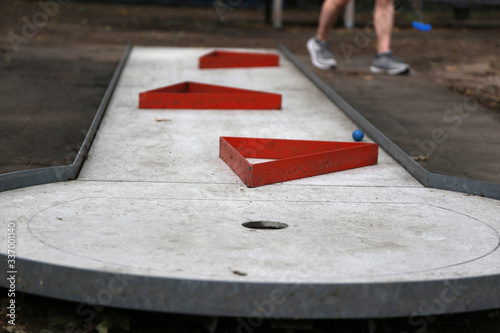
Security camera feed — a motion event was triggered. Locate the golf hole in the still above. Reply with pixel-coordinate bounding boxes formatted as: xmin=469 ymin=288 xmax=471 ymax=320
xmin=242 ymin=221 xmax=289 ymax=230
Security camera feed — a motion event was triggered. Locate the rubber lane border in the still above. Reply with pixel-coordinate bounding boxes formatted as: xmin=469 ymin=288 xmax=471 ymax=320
xmin=0 ymin=42 xmax=133 ymax=193
xmin=279 ymin=44 xmax=500 ymax=201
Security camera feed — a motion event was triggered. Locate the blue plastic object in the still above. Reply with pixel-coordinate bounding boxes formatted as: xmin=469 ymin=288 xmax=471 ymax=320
xmin=352 ymin=129 xmax=364 ymax=142
xmin=412 ymin=21 xmax=432 ymax=32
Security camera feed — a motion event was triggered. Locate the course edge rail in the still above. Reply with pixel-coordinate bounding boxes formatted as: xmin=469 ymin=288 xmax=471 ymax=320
xmin=0 ymin=42 xmax=133 ymax=193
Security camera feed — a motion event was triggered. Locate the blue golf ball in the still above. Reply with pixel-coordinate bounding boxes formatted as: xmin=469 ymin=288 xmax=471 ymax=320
xmin=352 ymin=129 xmax=364 ymax=141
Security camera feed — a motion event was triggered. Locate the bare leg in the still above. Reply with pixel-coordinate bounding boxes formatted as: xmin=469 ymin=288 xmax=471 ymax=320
xmin=370 ymin=0 xmax=410 ymax=75
xmin=317 ymin=0 xmax=350 ymax=40
xmin=373 ymin=0 xmax=394 ymax=54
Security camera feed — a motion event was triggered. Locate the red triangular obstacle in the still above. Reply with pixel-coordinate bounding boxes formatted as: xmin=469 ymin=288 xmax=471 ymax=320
xmin=220 ymin=137 xmax=378 ymax=187
xmin=199 ymin=50 xmax=279 ymax=69
xmin=139 ymin=81 xmax=281 ymax=110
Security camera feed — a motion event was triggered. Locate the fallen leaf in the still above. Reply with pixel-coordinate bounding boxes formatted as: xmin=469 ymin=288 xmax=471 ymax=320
xmin=411 ymin=155 xmax=429 ymax=161
xmin=155 ymin=117 xmax=171 ymax=122
xmin=233 ymin=270 xmax=247 ymax=276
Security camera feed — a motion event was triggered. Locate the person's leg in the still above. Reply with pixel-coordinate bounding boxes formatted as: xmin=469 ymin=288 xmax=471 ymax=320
xmin=373 ymin=0 xmax=394 ymax=54
xmin=308 ymin=0 xmax=349 ymax=70
xmin=317 ymin=0 xmax=348 ymax=40
xmin=370 ymin=0 xmax=410 ymax=74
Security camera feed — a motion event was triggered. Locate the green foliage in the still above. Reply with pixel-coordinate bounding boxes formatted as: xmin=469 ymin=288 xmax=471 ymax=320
xmin=96 ymin=310 xmax=131 ymax=333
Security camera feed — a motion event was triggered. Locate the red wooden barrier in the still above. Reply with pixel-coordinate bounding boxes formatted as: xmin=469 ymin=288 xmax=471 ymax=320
xmin=139 ymin=81 xmax=282 ymax=110
xmin=220 ymin=137 xmax=378 ymax=187
xmin=199 ymin=50 xmax=279 ymax=69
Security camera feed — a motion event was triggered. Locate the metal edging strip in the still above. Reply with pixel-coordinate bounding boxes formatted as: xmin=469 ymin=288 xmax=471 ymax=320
xmin=278 ymin=44 xmax=500 ymax=201
xmin=0 ymin=42 xmax=133 ymax=193
xmin=2 ymin=255 xmax=499 ymax=319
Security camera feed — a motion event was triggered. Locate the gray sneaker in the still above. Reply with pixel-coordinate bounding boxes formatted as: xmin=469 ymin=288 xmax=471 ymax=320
xmin=370 ymin=51 xmax=410 ymax=75
xmin=307 ymin=37 xmax=337 ymax=70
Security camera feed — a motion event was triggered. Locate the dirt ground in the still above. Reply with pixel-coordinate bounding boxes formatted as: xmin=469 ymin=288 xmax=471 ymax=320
xmin=1 ymin=0 xmax=500 ymax=332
